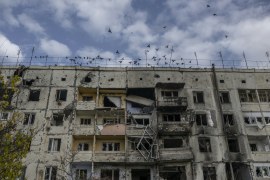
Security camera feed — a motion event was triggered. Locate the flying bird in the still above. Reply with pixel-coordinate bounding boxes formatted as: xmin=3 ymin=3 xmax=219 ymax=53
xmin=116 ymin=50 xmax=120 ymax=54
xmin=207 ymin=4 xmax=210 ymax=8
xmin=163 ymin=26 xmax=167 ymax=29
xmin=165 ymin=45 xmax=169 ymax=48
xmin=213 ymin=13 xmax=217 ymax=16
xmin=147 ymin=44 xmax=150 ymax=48
xmin=225 ymin=35 xmax=228 ymax=38
xmin=108 ymin=28 xmax=112 ymax=33
xmin=155 ymin=48 xmax=159 ymax=51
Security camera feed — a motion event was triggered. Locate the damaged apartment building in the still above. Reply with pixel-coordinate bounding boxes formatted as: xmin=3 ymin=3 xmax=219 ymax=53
xmin=2 ymin=65 xmax=270 ymax=180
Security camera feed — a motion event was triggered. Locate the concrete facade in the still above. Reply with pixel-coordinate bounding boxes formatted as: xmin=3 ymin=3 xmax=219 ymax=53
xmin=2 ymin=66 xmax=270 ymax=179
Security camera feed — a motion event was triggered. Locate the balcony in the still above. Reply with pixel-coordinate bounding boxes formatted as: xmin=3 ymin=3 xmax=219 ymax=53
xmin=158 ymin=123 xmax=191 ymax=135
xmin=76 ymin=101 xmax=95 ymax=111
xmin=94 ymin=152 xmax=125 ymax=162
xmin=73 ymin=151 xmax=93 ymax=162
xmin=159 ymin=148 xmax=193 ymax=162
xmin=157 ymin=97 xmax=188 ymax=112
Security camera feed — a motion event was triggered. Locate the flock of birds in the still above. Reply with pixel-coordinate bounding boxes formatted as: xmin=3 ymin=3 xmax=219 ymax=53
xmin=2 ymin=2 xmax=233 ymax=68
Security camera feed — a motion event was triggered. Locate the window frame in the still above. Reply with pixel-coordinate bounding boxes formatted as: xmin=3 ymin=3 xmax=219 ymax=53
xmin=219 ymin=91 xmax=231 ymax=104
xmin=55 ymin=89 xmax=67 ymax=101
xmin=28 ymin=89 xmax=41 ymax=101
xmin=48 ymin=138 xmax=61 ymax=152
xmin=51 ymin=113 xmax=64 ymax=126
xmin=195 ymin=113 xmax=207 ymax=126
xmin=77 ymin=143 xmax=89 ymax=151
xmin=193 ymin=91 xmax=204 ymax=104
xmin=45 ymin=166 xmax=57 ymax=180
xmin=23 ymin=113 xmax=35 ymax=125
xmin=0 ymin=112 xmax=9 ymax=121
xmin=198 ymin=137 xmax=211 ymax=152
xmin=223 ymin=114 xmax=234 ymax=126
xmin=162 ymin=114 xmax=181 ymax=122
xmin=75 ymin=169 xmax=88 ymax=180
xmin=102 ymin=142 xmax=120 ymax=151
xmin=80 ymin=118 xmax=91 ymax=125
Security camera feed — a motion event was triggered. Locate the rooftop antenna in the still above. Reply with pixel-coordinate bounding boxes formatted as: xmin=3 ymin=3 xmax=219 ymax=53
xmin=218 ymin=51 xmax=224 ymax=68
xmin=169 ymin=46 xmax=174 ymax=66
xmin=29 ymin=47 xmax=35 ymax=66
xmin=16 ymin=49 xmax=21 ymax=66
xmin=242 ymin=51 xmax=248 ymax=69
xmin=45 ymin=55 xmax=48 ymax=66
xmin=145 ymin=49 xmax=149 ymax=67
xmin=194 ymin=52 xmax=199 ymax=68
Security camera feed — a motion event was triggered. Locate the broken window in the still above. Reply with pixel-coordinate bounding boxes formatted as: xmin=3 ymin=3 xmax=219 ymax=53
xmin=238 ymin=89 xmax=257 ymax=102
xmin=196 ymin=114 xmax=207 ymax=126
xmin=265 ymin=117 xmax=270 ymax=125
xmin=198 ymin=137 xmax=211 ymax=152
xmin=223 ymin=114 xmax=234 ymax=126
xmin=258 ymin=90 xmax=270 ymax=102
xmin=23 ymin=113 xmax=35 ymax=125
xmin=219 ymin=91 xmax=230 ymax=103
xmin=164 ymin=138 xmax=187 ymax=148
xmin=244 ymin=116 xmax=263 ymax=125
xmin=75 ymin=169 xmax=87 ymax=180
xmin=160 ymin=166 xmax=186 ymax=180
xmin=250 ymin=144 xmax=258 ymax=151
xmin=134 ymin=118 xmax=149 ymax=126
xmin=102 ymin=142 xmax=120 ymax=151
xmin=48 ymin=138 xmax=61 ymax=152
xmin=45 ymin=166 xmax=57 ymax=180
xmin=82 ymin=96 xmax=93 ymax=101
xmin=77 ymin=143 xmax=89 ymax=151
xmin=56 ymin=89 xmax=67 ymax=101
xmin=256 ymin=166 xmax=270 ymax=177
xmin=80 ymin=118 xmax=91 ymax=125
xmin=51 ymin=113 xmax=64 ymax=126
xmin=163 ymin=114 xmax=181 ymax=122
xmin=29 ymin=89 xmax=40 ymax=101
xmin=161 ymin=91 xmax=178 ymax=98
xmin=0 ymin=112 xmax=9 ymax=120
xmin=228 ymin=138 xmax=240 ymax=152
xmin=103 ymin=96 xmax=121 ymax=107
xmin=203 ymin=167 xmax=216 ymax=180
xmin=103 ymin=118 xmax=119 ymax=125
xmin=193 ymin=91 xmax=204 ymax=103
xmin=100 ymin=169 xmax=119 ymax=180
xmin=83 ymin=75 xmax=91 ymax=83
xmin=23 ymin=79 xmax=35 ymax=86
xmin=130 ymin=138 xmax=152 ymax=151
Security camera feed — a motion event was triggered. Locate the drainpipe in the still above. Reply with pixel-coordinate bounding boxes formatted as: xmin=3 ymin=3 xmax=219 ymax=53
xmin=211 ymin=64 xmax=235 ymax=180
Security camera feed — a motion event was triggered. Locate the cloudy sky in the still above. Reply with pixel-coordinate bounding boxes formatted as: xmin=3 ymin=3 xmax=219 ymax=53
xmin=0 ymin=0 xmax=270 ymax=67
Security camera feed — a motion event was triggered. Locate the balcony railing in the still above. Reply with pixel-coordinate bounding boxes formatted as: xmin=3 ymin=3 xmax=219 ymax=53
xmin=157 ymin=97 xmax=188 ymax=111
xmin=76 ymin=101 xmax=96 ymax=110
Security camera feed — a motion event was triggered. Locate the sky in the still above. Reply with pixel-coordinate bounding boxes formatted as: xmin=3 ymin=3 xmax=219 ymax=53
xmin=0 ymin=0 xmax=270 ymax=68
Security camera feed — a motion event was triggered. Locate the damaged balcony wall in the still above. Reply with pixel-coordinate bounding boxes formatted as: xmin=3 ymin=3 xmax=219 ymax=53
xmin=23 ymin=69 xmax=52 ymax=87
xmin=159 ymin=163 xmax=193 ymax=180
xmin=76 ymin=70 xmax=99 ymax=87
xmin=98 ymin=89 xmax=126 ymax=108
xmin=73 ymin=111 xmax=95 ymax=135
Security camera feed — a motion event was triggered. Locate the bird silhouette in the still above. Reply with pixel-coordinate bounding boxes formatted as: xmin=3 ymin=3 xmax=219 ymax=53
xmin=225 ymin=35 xmax=228 ymax=38
xmin=108 ymin=28 xmax=112 ymax=33
xmin=147 ymin=44 xmax=150 ymax=48
xmin=213 ymin=13 xmax=217 ymax=16
xmin=155 ymin=48 xmax=159 ymax=51
xmin=163 ymin=26 xmax=167 ymax=29
xmin=207 ymin=4 xmax=210 ymax=7
xmin=165 ymin=45 xmax=169 ymax=48
xmin=116 ymin=50 xmax=120 ymax=54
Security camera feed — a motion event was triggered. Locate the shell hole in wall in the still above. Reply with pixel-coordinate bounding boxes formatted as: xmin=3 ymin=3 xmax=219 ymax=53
xmin=195 ymin=78 xmax=198 ymax=81
xmin=241 ymin=80 xmax=246 ymax=83
xmin=220 ymin=80 xmax=224 ymax=83
xmin=266 ymin=79 xmax=269 ymax=82
xmin=140 ymin=78 xmax=143 ymax=80
xmin=108 ymin=78 xmax=114 ymax=82
xmin=61 ymin=77 xmax=66 ymax=81
xmin=154 ymin=74 xmax=160 ymax=78
xmin=167 ymin=78 xmax=170 ymax=81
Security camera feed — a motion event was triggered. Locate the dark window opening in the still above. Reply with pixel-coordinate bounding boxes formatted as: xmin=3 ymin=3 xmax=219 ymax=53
xmin=56 ymin=89 xmax=67 ymax=101
xmin=241 ymin=80 xmax=246 ymax=83
xmin=102 ymin=142 xmax=120 ymax=151
xmin=220 ymin=80 xmax=224 ymax=83
xmin=82 ymin=96 xmax=93 ymax=101
xmin=198 ymin=137 xmax=211 ymax=152
xmin=164 ymin=139 xmax=184 ymax=148
xmin=45 ymin=166 xmax=57 ymax=180
xmin=61 ymin=77 xmax=66 ymax=81
xmin=163 ymin=114 xmax=181 ymax=122
xmin=228 ymin=138 xmax=240 ymax=152
xmin=78 ymin=143 xmax=89 ymax=151
xmin=193 ymin=91 xmax=204 ymax=103
xmin=23 ymin=113 xmax=35 ymax=125
xmin=238 ymin=89 xmax=257 ymax=102
xmin=131 ymin=169 xmax=151 ymax=180
xmin=103 ymin=118 xmax=119 ymax=125
xmin=80 ymin=118 xmax=91 ymax=125
xmin=75 ymin=169 xmax=87 ymax=180
xmin=219 ymin=92 xmax=230 ymax=103
xmin=203 ymin=167 xmax=216 ymax=180
xmin=29 ymin=89 xmax=40 ymax=101
xmin=223 ymin=114 xmax=234 ymax=126
xmin=134 ymin=118 xmax=149 ymax=126
xmin=101 ymin=169 xmax=119 ymax=180
xmin=196 ymin=114 xmax=207 ymax=126
xmin=103 ymin=96 xmax=121 ymax=107
xmin=161 ymin=91 xmax=178 ymax=97
xmin=84 ymin=76 xmax=91 ymax=83
xmin=160 ymin=166 xmax=186 ymax=180
xmin=51 ymin=114 xmax=64 ymax=126
xmin=258 ymin=90 xmax=270 ymax=102
xmin=250 ymin=144 xmax=257 ymax=151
